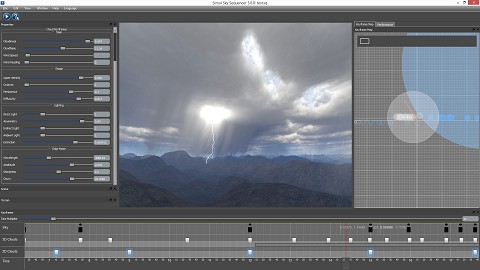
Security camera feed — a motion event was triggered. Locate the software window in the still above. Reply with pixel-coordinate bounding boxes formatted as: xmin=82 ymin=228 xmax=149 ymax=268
xmin=0 ymin=1 xmax=479 ymax=269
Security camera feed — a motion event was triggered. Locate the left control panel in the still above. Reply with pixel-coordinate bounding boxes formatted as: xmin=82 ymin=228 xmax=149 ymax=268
xmin=1 ymin=22 xmax=119 ymax=210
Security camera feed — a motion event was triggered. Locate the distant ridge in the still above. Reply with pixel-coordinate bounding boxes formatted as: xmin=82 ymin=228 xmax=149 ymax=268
xmin=119 ymin=150 xmax=352 ymax=207
xmin=120 ymin=153 xmax=154 ymax=160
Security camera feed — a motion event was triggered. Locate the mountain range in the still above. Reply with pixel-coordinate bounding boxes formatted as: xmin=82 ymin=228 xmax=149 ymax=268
xmin=120 ymin=170 xmax=191 ymax=207
xmin=121 ymin=152 xmax=352 ymax=164
xmin=119 ymin=150 xmax=352 ymax=207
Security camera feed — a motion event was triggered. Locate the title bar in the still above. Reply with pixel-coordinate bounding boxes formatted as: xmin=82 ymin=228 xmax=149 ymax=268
xmin=0 ymin=0 xmax=475 ymax=7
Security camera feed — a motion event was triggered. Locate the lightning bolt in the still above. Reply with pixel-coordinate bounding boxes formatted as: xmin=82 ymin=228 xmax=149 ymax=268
xmin=205 ymin=124 xmax=215 ymax=164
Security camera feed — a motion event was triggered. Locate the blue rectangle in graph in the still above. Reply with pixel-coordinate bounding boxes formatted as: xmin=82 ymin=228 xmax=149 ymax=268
xmin=367 ymin=248 xmax=374 ymax=257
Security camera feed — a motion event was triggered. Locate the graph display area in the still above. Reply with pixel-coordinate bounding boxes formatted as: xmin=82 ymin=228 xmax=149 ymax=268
xmin=354 ymin=32 xmax=480 ymax=208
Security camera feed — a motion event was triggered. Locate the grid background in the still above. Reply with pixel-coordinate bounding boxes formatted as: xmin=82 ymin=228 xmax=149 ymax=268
xmin=354 ymin=32 xmax=480 ymax=208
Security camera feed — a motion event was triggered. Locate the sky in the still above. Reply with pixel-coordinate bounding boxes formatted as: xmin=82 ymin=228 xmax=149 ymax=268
xmin=119 ymin=23 xmax=352 ymax=157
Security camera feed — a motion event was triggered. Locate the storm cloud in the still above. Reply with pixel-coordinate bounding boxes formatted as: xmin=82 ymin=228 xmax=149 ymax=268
xmin=119 ymin=23 xmax=351 ymax=156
